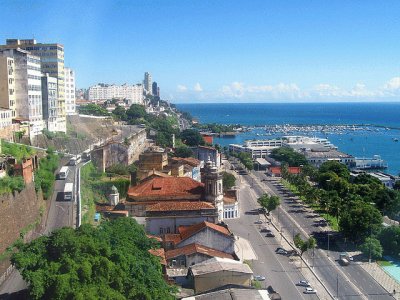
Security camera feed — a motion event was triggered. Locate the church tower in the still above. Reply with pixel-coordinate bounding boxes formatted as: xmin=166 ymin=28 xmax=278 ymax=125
xmin=202 ymin=160 xmax=224 ymax=222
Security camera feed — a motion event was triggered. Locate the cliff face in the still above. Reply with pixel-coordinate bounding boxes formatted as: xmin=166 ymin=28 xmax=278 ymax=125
xmin=0 ymin=183 xmax=47 ymax=255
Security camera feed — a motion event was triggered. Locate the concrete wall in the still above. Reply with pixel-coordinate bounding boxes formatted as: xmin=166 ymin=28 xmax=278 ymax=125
xmin=177 ymin=227 xmax=235 ymax=254
xmin=0 ymin=183 xmax=46 ymax=254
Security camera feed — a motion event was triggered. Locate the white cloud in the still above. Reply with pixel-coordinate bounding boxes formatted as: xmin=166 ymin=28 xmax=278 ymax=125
xmin=171 ymin=77 xmax=400 ymax=102
xmin=194 ymin=82 xmax=203 ymax=92
xmin=383 ymin=77 xmax=400 ymax=90
xmin=220 ymin=82 xmax=304 ymax=99
xmin=177 ymin=84 xmax=187 ymax=92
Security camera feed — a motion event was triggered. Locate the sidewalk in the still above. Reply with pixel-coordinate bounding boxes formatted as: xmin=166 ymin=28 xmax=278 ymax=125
xmin=234 ymin=236 xmax=258 ymax=261
xmin=361 ymin=262 xmax=400 ymax=300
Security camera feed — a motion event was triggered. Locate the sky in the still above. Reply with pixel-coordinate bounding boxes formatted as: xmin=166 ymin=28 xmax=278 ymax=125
xmin=1 ymin=0 xmax=400 ymax=103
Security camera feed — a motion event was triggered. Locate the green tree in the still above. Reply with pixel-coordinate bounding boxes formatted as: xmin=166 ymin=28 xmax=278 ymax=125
xmin=294 ymin=234 xmax=316 ymax=257
xmin=126 ymin=104 xmax=146 ymax=119
xmin=319 ymin=161 xmax=350 ymax=181
xmin=379 ymin=226 xmax=400 ymax=258
xmin=78 ymin=104 xmax=110 ymax=116
xmin=257 ymin=194 xmax=280 ymax=213
xmin=11 ymin=218 xmax=175 ymax=300
xmin=174 ymin=145 xmax=193 ymax=158
xmin=270 ymin=147 xmax=308 ymax=167
xmin=339 ymin=201 xmax=383 ymax=241
xmin=359 ymin=237 xmax=383 ymax=260
xmin=222 ymin=172 xmax=236 ymax=190
xmin=180 ymin=129 xmax=204 ymax=146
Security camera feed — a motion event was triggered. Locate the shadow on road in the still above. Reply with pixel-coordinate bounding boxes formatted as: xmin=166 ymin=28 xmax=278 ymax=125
xmin=0 ymin=290 xmax=29 ymax=300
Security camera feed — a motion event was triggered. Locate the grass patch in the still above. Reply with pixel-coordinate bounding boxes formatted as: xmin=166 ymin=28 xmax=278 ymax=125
xmin=378 ymin=259 xmax=394 ymax=267
xmin=80 ymin=162 xmax=130 ymax=224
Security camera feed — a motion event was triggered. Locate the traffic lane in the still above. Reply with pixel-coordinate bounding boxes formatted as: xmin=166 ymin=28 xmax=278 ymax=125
xmin=226 ymin=188 xmax=315 ymax=299
xmin=253 ymin=172 xmax=392 ymax=299
xmin=245 ymin=174 xmax=361 ymax=299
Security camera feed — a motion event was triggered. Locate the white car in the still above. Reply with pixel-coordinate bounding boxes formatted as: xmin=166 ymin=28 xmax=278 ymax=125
xmin=276 ymin=249 xmax=288 ymax=255
xmin=253 ymin=275 xmax=266 ymax=281
xmin=304 ymin=287 xmax=317 ymax=294
xmin=254 ymin=220 xmax=263 ymax=224
xmin=297 ymin=280 xmax=310 ymax=287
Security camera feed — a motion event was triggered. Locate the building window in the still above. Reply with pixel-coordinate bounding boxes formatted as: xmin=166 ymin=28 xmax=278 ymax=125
xmin=159 ymin=228 xmax=164 ymax=234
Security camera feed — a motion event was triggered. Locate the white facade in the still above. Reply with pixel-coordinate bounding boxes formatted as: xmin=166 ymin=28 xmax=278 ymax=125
xmin=64 ymin=67 xmax=76 ymax=115
xmin=0 ymin=48 xmax=44 ymax=137
xmin=0 ymin=56 xmax=16 ymax=118
xmin=88 ymin=83 xmax=144 ymax=105
xmin=0 ymin=108 xmax=12 ymax=129
xmin=41 ymin=74 xmax=58 ymax=132
xmin=229 ymin=139 xmax=282 ymax=159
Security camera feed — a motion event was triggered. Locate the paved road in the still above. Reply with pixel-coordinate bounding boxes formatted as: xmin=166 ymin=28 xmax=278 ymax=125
xmin=248 ymin=168 xmax=393 ymax=300
xmin=0 ymin=164 xmax=78 ymax=299
xmin=225 ymin=182 xmax=318 ymax=300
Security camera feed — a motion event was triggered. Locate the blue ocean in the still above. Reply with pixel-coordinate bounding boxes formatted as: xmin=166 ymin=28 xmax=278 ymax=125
xmin=176 ymin=102 xmax=400 ymax=176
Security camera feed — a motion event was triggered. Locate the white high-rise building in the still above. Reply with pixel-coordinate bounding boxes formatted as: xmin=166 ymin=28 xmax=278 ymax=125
xmin=0 ymin=56 xmax=16 ymax=118
xmin=144 ymin=72 xmax=152 ymax=95
xmin=88 ymin=83 xmax=144 ymax=105
xmin=64 ymin=67 xmax=76 ymax=115
xmin=0 ymin=48 xmax=44 ymax=137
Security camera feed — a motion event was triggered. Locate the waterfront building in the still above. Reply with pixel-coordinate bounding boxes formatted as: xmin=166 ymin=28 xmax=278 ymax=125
xmin=301 ymin=148 xmax=355 ymax=168
xmin=282 ymin=135 xmax=337 ymax=150
xmin=88 ymin=83 xmax=144 ymax=105
xmin=144 ymin=72 xmax=152 ymax=95
xmin=229 ymin=139 xmax=282 ymax=159
xmin=192 ymin=145 xmax=221 ymax=168
xmin=0 ymin=56 xmax=16 ymax=118
xmin=64 ymin=67 xmax=76 ymax=115
xmin=0 ymin=39 xmax=67 ymax=132
xmin=0 ymin=48 xmax=44 ymax=137
xmin=41 ymin=74 xmax=58 ymax=132
xmin=350 ymin=170 xmax=397 ymax=189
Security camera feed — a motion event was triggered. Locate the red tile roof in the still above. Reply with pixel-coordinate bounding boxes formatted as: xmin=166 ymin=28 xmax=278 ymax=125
xmin=269 ymin=166 xmax=301 ymax=175
xmin=147 ymin=234 xmax=163 ymax=242
xmin=165 ymin=243 xmax=234 ymax=260
xmin=163 ymin=234 xmax=182 ymax=244
xmin=128 ymin=177 xmax=204 ymax=200
xmin=149 ymin=248 xmax=167 ymax=265
xmin=178 ymin=221 xmax=232 ymax=241
xmin=146 ymin=201 xmax=215 ymax=212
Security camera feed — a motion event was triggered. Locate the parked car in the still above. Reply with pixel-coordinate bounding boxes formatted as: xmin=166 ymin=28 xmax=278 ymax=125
xmin=304 ymin=287 xmax=317 ymax=294
xmin=260 ymin=227 xmax=270 ymax=233
xmin=275 ymin=247 xmax=285 ymax=252
xmin=253 ymin=275 xmax=266 ymax=281
xmin=276 ymin=249 xmax=288 ymax=255
xmin=297 ymin=280 xmax=310 ymax=287
xmin=266 ymin=232 xmax=275 ymax=237
xmin=258 ymin=207 xmax=266 ymax=213
xmin=254 ymin=220 xmax=263 ymax=224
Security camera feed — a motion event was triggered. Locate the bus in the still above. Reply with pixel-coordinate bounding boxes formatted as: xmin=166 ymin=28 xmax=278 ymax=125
xmin=64 ymin=183 xmax=74 ymax=201
xmin=58 ymin=166 xmax=69 ymax=180
xmin=82 ymin=150 xmax=91 ymax=161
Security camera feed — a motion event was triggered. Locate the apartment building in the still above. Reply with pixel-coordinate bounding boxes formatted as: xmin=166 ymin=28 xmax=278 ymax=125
xmin=0 ymin=56 xmax=16 ymax=118
xmin=0 ymin=48 xmax=44 ymax=137
xmin=64 ymin=67 xmax=76 ymax=115
xmin=0 ymin=39 xmax=66 ymax=132
xmin=88 ymin=83 xmax=144 ymax=105
xmin=144 ymin=72 xmax=152 ymax=95
xmin=41 ymin=74 xmax=58 ymax=132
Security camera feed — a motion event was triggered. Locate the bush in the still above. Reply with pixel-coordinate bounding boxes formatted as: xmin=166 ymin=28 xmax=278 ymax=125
xmin=0 ymin=176 xmax=25 ymax=195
